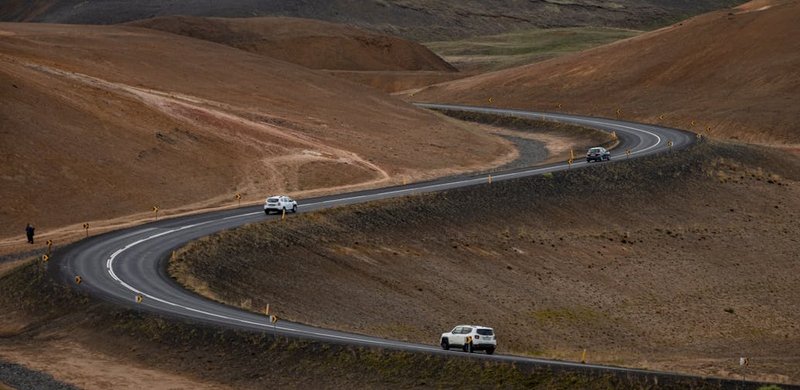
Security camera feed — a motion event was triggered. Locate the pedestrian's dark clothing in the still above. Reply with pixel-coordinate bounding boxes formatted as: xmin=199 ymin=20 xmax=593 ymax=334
xmin=26 ymin=224 xmax=35 ymax=244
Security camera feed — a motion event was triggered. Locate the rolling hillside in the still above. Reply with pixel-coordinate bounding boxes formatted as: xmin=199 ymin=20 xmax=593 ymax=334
xmin=0 ymin=22 xmax=511 ymax=241
xmin=129 ymin=16 xmax=456 ymax=72
xmin=1 ymin=0 xmax=746 ymax=41
xmin=413 ymin=0 xmax=800 ymax=145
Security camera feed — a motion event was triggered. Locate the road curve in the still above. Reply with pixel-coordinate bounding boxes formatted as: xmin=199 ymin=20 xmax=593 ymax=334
xmin=53 ymin=105 xmax=699 ymax=378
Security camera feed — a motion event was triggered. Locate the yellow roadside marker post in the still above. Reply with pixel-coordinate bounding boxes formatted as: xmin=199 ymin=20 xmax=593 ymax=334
xmin=46 ymin=239 xmax=53 ymax=255
xmin=235 ymin=193 xmax=242 ymax=207
xmin=626 ymin=149 xmax=632 ymax=159
xmin=135 ymin=294 xmax=143 ymax=304
xmin=667 ymin=140 xmax=674 ymax=151
xmin=281 ymin=208 xmax=286 ymax=221
xmin=42 ymin=254 xmax=49 ymax=263
xmin=75 ymin=275 xmax=82 ymax=285
xmin=82 ymin=223 xmax=90 ymax=238
xmin=581 ymin=349 xmax=587 ymax=364
xmin=488 ymin=175 xmax=492 ymax=184
xmin=488 ymin=97 xmax=494 ymax=104
xmin=270 ymin=314 xmax=279 ymax=339
xmin=152 ymin=206 xmax=159 ymax=221
xmin=557 ymin=103 xmax=562 ymax=109
xmin=616 ymin=108 xmax=622 ymax=120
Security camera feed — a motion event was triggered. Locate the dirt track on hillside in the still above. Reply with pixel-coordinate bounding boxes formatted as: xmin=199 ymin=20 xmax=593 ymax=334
xmin=0 ymin=22 xmax=515 ymax=245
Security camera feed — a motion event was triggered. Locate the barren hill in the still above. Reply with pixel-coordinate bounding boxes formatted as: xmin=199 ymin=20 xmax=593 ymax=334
xmin=0 ymin=22 xmax=512 ymax=241
xmin=1 ymin=0 xmax=745 ymax=41
xmin=128 ymin=16 xmax=455 ymax=72
xmin=412 ymin=0 xmax=800 ymax=145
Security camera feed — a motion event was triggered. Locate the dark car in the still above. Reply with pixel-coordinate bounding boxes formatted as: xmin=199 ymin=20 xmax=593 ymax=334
xmin=586 ymin=147 xmax=611 ymax=162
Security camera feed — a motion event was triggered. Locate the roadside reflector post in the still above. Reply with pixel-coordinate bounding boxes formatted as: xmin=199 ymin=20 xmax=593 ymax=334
xmin=611 ymin=131 xmax=617 ymax=140
xmin=557 ymin=103 xmax=562 ymax=109
xmin=46 ymin=239 xmax=53 ymax=255
xmin=82 ymin=223 xmax=90 ymax=238
xmin=667 ymin=140 xmax=674 ymax=151
xmin=659 ymin=114 xmax=665 ymax=121
xmin=235 ymin=193 xmax=242 ymax=206
xmin=488 ymin=97 xmax=494 ymax=104
xmin=581 ymin=349 xmax=587 ymax=364
xmin=281 ymin=208 xmax=286 ymax=221
xmin=75 ymin=275 xmax=82 ymax=285
xmin=42 ymin=254 xmax=49 ymax=263
xmin=152 ymin=206 xmax=159 ymax=221
xmin=488 ymin=175 xmax=492 ymax=184
xmin=135 ymin=294 xmax=143 ymax=304
xmin=265 ymin=304 xmax=270 ymax=316
xmin=626 ymin=149 xmax=632 ymax=159
xmin=269 ymin=314 xmax=279 ymax=339
xmin=739 ymin=357 xmax=750 ymax=381
xmin=615 ymin=108 xmax=622 ymax=119
xmin=568 ymin=159 xmax=573 ymax=169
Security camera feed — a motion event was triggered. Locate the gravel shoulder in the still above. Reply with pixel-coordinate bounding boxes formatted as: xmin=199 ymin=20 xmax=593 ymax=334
xmin=0 ymin=361 xmax=77 ymax=390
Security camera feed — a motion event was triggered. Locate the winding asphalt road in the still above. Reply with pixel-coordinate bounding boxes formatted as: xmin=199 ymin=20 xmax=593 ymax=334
xmin=53 ymin=104 xmax=702 ymax=379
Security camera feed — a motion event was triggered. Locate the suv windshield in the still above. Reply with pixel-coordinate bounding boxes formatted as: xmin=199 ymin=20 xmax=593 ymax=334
xmin=267 ymin=197 xmax=279 ymax=202
xmin=477 ymin=329 xmax=494 ymax=335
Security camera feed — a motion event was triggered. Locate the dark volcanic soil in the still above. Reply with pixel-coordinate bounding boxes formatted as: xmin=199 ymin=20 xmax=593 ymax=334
xmin=172 ymin=141 xmax=800 ymax=385
xmin=0 ymin=262 xmax=741 ymax=389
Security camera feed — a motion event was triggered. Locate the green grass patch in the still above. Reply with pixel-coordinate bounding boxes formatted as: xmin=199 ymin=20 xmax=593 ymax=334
xmin=425 ymin=27 xmax=640 ymax=71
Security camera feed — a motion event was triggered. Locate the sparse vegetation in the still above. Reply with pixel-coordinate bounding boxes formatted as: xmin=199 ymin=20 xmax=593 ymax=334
xmin=170 ymin=140 xmax=800 ymax=384
xmin=426 ymin=27 xmax=641 ymax=71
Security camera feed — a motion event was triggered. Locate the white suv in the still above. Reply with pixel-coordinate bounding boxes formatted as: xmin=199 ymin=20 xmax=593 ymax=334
xmin=264 ymin=195 xmax=298 ymax=215
xmin=440 ymin=325 xmax=496 ymax=354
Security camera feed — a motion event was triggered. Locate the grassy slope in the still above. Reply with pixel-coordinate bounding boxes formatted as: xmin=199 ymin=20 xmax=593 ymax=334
xmin=171 ymin=140 xmax=800 ymax=384
xmin=425 ymin=27 xmax=641 ymax=72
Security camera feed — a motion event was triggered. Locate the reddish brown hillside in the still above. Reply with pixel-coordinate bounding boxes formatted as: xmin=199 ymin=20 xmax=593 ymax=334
xmin=129 ymin=16 xmax=456 ymax=72
xmin=413 ymin=0 xmax=800 ymax=145
xmin=0 ymin=23 xmax=511 ymax=242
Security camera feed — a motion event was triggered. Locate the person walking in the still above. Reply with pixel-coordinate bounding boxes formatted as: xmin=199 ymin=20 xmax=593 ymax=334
xmin=25 ymin=223 xmax=35 ymax=244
